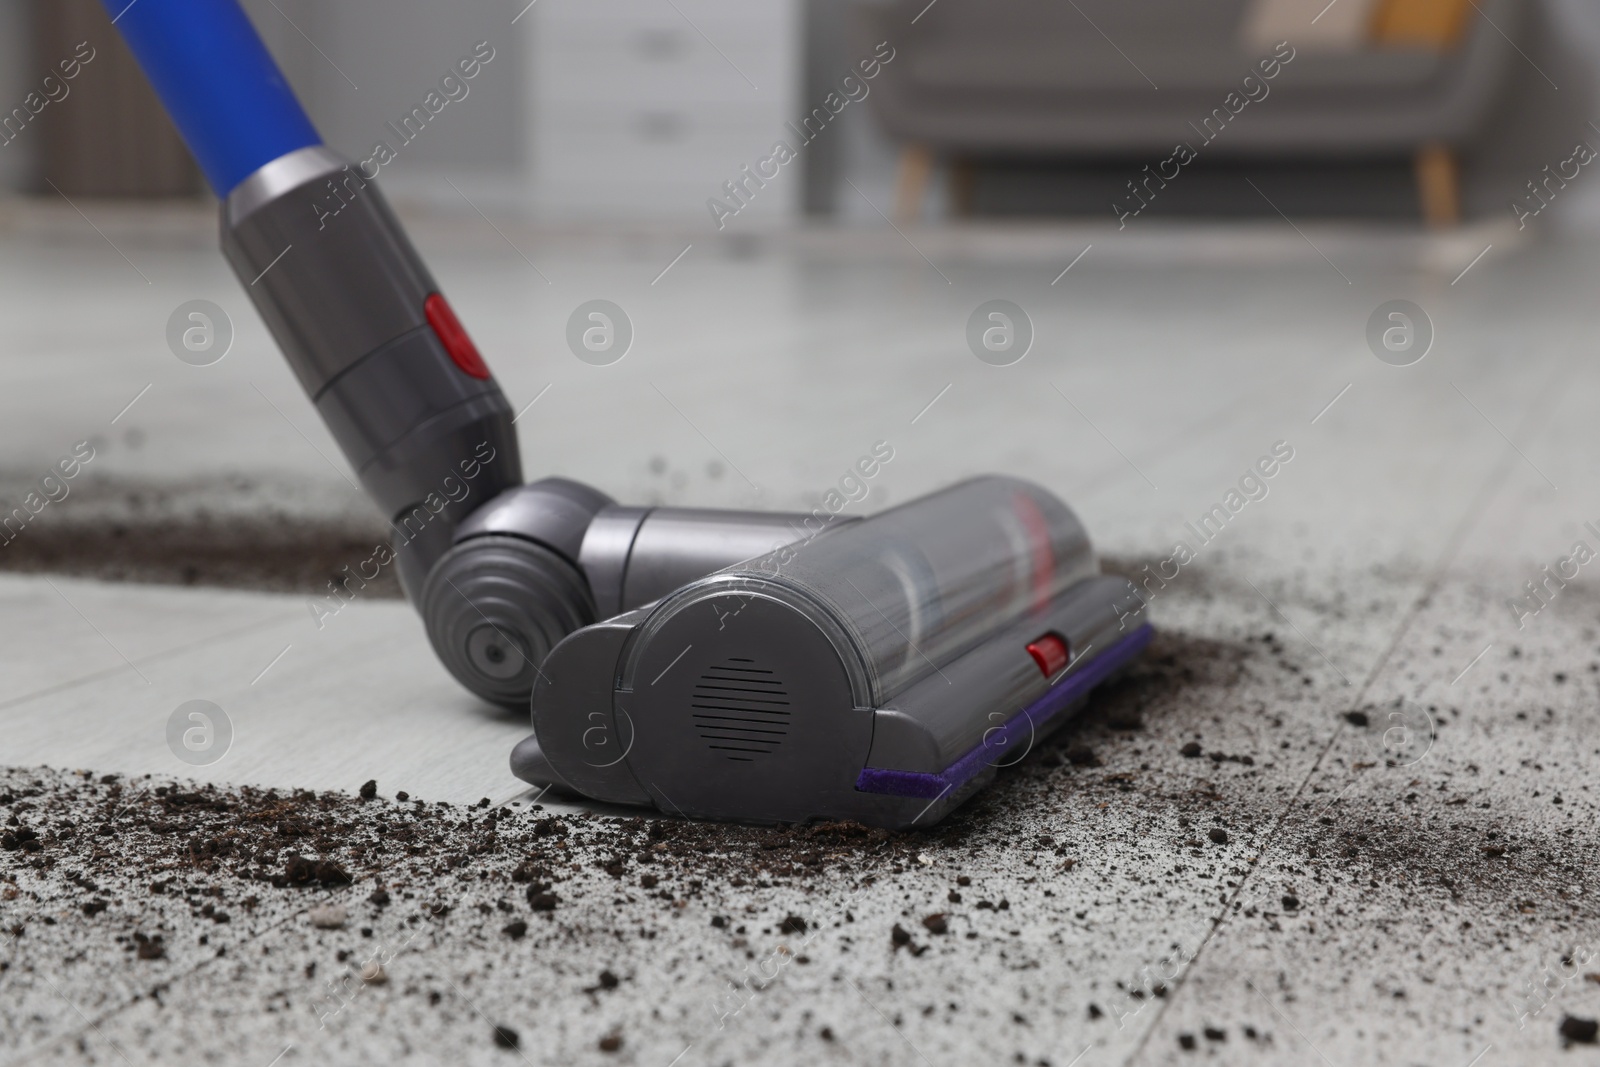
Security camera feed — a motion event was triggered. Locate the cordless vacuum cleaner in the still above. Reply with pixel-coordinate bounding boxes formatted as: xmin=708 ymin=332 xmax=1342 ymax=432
xmin=108 ymin=0 xmax=1152 ymax=828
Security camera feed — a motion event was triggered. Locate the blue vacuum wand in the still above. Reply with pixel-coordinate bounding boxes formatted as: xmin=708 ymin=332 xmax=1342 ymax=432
xmin=106 ymin=0 xmax=1152 ymax=828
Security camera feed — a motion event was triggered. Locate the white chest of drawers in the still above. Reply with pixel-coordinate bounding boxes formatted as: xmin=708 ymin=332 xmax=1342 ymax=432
xmin=526 ymin=0 xmax=801 ymax=224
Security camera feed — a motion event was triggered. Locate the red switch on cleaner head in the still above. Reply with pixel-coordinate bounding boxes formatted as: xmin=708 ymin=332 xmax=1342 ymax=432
xmin=425 ymin=293 xmax=490 ymax=380
xmin=1026 ymin=633 xmax=1070 ymax=677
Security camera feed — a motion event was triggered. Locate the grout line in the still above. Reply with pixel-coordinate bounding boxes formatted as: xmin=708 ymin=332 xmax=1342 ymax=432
xmin=0 ymin=606 xmax=303 ymax=715
xmin=1124 ymin=346 xmax=1578 ymax=1064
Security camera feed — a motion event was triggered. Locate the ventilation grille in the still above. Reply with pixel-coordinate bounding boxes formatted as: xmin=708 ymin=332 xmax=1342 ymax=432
xmin=690 ymin=657 xmax=790 ymax=762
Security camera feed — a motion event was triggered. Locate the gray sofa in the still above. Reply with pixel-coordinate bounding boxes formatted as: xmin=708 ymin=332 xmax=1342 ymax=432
xmin=855 ymin=0 xmax=1526 ymax=224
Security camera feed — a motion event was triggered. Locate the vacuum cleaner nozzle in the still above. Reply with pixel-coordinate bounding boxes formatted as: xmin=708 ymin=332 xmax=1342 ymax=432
xmin=512 ymin=476 xmax=1151 ymax=829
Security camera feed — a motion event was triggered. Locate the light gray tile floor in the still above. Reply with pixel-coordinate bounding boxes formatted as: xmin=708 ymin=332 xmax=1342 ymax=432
xmin=3 ymin=204 xmax=1599 ymax=1065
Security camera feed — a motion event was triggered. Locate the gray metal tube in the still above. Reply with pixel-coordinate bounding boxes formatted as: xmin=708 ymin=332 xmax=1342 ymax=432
xmin=220 ymin=146 xmax=521 ymax=604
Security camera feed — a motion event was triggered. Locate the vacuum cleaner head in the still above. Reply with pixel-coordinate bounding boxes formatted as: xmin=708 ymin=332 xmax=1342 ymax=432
xmin=511 ymin=476 xmax=1151 ymax=829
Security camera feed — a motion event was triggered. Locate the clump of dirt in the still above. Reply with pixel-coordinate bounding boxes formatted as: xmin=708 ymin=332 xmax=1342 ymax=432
xmin=1561 ymin=1015 xmax=1599 ymax=1046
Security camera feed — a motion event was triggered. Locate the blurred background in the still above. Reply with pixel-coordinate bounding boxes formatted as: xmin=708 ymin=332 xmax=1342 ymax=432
xmin=4 ymin=0 xmax=1600 ymax=220
xmin=1 ymin=0 xmax=1598 ymax=592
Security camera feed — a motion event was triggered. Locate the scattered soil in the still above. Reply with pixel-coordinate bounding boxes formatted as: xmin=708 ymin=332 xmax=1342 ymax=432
xmin=3 ymin=617 xmax=1592 ymax=936
xmin=0 ymin=514 xmax=403 ymax=599
xmin=6 ymin=564 xmax=1600 ymax=1060
xmin=1562 ymin=1016 xmax=1599 ymax=1046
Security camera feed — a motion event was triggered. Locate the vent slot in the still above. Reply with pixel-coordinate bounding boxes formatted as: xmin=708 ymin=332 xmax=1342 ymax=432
xmin=691 ymin=658 xmax=790 ymax=762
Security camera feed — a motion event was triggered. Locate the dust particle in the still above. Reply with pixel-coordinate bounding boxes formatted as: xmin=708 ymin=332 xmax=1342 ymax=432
xmin=1561 ymin=1015 xmax=1599 ymax=1045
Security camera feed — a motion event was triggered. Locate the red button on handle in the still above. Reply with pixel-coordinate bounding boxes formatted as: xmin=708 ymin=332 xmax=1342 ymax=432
xmin=425 ymin=293 xmax=490 ymax=380
xmin=1026 ymin=633 xmax=1070 ymax=677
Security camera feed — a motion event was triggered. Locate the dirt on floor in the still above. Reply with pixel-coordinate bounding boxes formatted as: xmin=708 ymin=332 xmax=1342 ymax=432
xmin=5 ymin=547 xmax=1600 ymax=1063
xmin=4 ymin=623 xmax=1595 ymax=979
xmin=0 ymin=516 xmax=405 ymax=600
xmin=0 ymin=470 xmax=401 ymax=599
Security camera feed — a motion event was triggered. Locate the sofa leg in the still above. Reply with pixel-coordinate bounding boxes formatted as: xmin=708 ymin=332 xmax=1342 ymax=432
xmin=1415 ymin=142 xmax=1460 ymax=228
xmin=895 ymin=145 xmax=933 ymax=223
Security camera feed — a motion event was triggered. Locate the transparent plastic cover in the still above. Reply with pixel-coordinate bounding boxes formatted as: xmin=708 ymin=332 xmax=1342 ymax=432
xmin=733 ymin=476 xmax=1096 ymax=703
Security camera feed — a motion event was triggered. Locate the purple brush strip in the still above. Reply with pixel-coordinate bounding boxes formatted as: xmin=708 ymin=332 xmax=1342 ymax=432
xmin=855 ymin=623 xmax=1154 ymax=799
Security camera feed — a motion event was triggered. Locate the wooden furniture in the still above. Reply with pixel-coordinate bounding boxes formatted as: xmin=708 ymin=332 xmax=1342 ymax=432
xmin=1371 ymin=0 xmax=1476 ymax=48
xmin=526 ymin=0 xmax=800 ymax=224
xmin=1373 ymin=0 xmax=1477 ymax=226
xmin=874 ymin=0 xmax=1515 ymax=228
xmin=35 ymin=0 xmax=200 ymax=197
